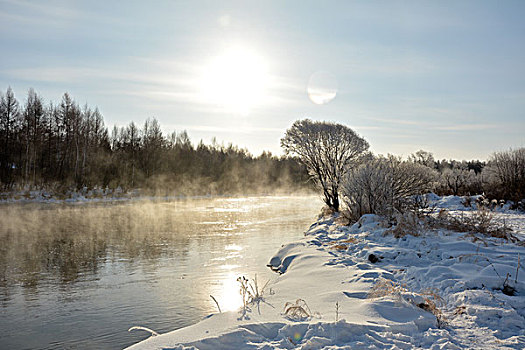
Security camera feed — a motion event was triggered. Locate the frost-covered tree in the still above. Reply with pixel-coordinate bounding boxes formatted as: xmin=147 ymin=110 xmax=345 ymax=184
xmin=281 ymin=119 xmax=369 ymax=211
xmin=484 ymin=148 xmax=525 ymax=202
xmin=409 ymin=149 xmax=435 ymax=169
xmin=440 ymin=166 xmax=474 ymax=196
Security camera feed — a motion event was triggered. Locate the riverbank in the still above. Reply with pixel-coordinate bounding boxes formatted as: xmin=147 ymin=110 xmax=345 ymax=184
xmin=0 ymin=188 xmax=314 ymax=204
xmin=126 ymin=196 xmax=525 ymax=349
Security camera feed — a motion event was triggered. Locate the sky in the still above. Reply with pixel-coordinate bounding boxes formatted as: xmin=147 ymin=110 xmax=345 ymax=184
xmin=1 ymin=0 xmax=524 ymax=160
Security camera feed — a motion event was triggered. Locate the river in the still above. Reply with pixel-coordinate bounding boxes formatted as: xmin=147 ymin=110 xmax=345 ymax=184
xmin=0 ymin=196 xmax=320 ymax=349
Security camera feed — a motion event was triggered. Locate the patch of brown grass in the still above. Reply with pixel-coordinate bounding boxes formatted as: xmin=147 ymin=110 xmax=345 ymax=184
xmin=430 ymin=208 xmax=518 ymax=242
xmin=328 ymin=237 xmax=359 ymax=251
xmin=368 ymin=278 xmax=407 ymax=298
xmin=340 ymin=237 xmax=359 ymax=244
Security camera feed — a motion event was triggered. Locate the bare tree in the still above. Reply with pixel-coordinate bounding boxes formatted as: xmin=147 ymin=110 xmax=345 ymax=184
xmin=281 ymin=119 xmax=369 ymax=211
xmin=0 ymin=87 xmax=21 ymax=184
xmin=22 ymin=88 xmax=44 ymax=184
xmin=141 ymin=118 xmax=164 ymax=177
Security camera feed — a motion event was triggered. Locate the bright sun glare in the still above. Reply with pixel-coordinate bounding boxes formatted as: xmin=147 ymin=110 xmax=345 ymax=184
xmin=200 ymin=48 xmax=269 ymax=115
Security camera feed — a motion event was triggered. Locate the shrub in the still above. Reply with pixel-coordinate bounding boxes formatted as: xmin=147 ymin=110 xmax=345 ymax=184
xmin=342 ymin=155 xmax=438 ymax=222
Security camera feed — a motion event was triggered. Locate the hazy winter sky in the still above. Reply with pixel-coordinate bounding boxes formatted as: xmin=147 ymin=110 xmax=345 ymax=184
xmin=1 ymin=0 xmax=524 ymax=160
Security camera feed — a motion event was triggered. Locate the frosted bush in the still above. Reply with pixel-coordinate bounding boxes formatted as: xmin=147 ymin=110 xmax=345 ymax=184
xmin=342 ymin=155 xmax=437 ymax=222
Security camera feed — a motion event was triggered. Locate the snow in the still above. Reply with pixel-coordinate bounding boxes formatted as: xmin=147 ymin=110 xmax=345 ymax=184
xmin=126 ymin=195 xmax=524 ymax=349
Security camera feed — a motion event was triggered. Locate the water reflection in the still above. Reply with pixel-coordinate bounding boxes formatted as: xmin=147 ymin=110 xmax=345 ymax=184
xmin=0 ymin=196 xmax=320 ymax=349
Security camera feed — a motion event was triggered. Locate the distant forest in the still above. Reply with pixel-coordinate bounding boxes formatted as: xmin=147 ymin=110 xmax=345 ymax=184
xmin=0 ymin=87 xmax=310 ymax=195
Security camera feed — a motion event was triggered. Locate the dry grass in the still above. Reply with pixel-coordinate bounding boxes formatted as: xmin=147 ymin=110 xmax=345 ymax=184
xmin=237 ymin=274 xmax=270 ymax=318
xmin=340 ymin=237 xmax=359 ymax=244
xmin=328 ymin=237 xmax=359 ymax=251
xmin=334 ymin=214 xmax=351 ymax=226
xmin=419 ymin=288 xmax=447 ymax=327
xmin=319 ymin=206 xmax=337 ymax=218
xmin=237 ymin=275 xmax=269 ymax=309
xmin=330 ymin=244 xmax=348 ymax=251
xmin=384 ymin=212 xmax=421 ymax=238
xmin=382 ymin=202 xmax=519 ymax=242
xmin=282 ymin=298 xmax=312 ymax=320
xmin=368 ymin=278 xmax=407 ymax=298
xmin=453 ymin=305 xmax=467 ymax=316
xmin=430 ymin=208 xmax=518 ymax=242
xmin=210 ymin=294 xmax=222 ymax=313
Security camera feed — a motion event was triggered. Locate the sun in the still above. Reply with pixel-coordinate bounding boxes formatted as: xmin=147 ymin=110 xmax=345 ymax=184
xmin=200 ymin=47 xmax=269 ymax=115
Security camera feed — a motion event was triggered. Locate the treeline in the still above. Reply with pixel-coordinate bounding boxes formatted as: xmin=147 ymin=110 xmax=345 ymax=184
xmin=409 ymin=149 xmax=525 ymax=202
xmin=0 ymin=87 xmax=310 ymax=194
xmin=281 ymin=119 xmax=525 ymax=219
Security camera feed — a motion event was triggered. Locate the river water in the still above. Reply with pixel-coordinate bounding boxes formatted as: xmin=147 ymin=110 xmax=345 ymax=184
xmin=0 ymin=196 xmax=320 ymax=349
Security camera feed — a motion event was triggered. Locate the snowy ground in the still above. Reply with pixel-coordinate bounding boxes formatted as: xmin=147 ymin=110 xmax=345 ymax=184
xmin=0 ymin=188 xmax=136 ymax=203
xmin=126 ymin=196 xmax=525 ymax=349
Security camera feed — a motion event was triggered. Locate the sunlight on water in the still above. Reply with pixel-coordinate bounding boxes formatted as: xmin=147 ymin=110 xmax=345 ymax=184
xmin=225 ymin=244 xmax=243 ymax=251
xmin=217 ymin=271 xmax=244 ymax=312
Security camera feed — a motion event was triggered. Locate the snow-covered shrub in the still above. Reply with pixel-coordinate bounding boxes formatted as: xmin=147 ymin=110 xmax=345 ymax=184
xmin=342 ymin=155 xmax=438 ymax=222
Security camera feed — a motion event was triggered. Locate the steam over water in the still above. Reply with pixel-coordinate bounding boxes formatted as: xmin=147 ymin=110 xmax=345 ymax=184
xmin=0 ymin=196 xmax=320 ymax=349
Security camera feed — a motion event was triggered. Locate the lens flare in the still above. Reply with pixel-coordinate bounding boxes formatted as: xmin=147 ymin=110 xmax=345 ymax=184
xmin=293 ymin=332 xmax=302 ymax=343
xmin=307 ymin=71 xmax=338 ymax=105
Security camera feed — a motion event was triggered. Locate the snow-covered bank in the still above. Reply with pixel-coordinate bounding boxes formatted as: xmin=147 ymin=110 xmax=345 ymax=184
xmin=0 ymin=187 xmax=140 ymax=204
xmin=0 ymin=189 xmax=243 ymax=204
xmin=126 ymin=201 xmax=525 ymax=349
xmin=0 ymin=189 xmax=312 ymax=204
